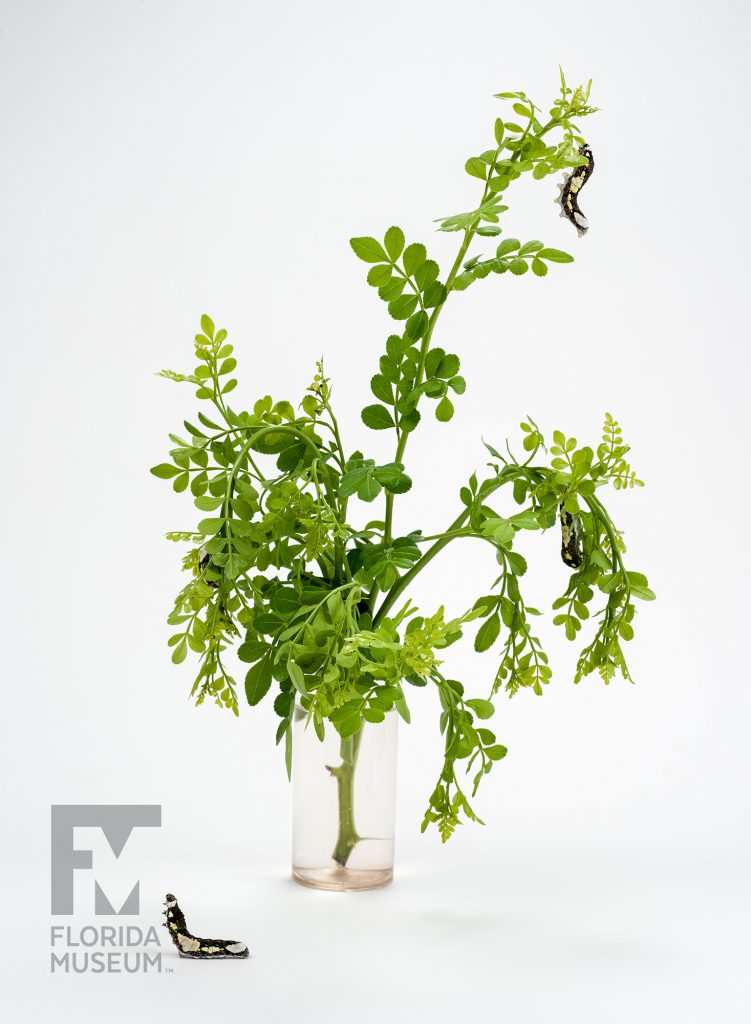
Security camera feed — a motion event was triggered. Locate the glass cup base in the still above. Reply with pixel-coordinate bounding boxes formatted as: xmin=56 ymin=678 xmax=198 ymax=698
xmin=292 ymin=865 xmax=393 ymax=892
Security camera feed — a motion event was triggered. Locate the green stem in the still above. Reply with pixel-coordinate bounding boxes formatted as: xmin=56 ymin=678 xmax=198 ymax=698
xmin=368 ymin=139 xmax=524 ymax=615
xmin=373 ymin=509 xmax=469 ymax=626
xmin=327 ymin=731 xmax=363 ymax=867
xmin=367 ymin=114 xmax=571 ymax=618
xmin=372 ymin=465 xmax=542 ymax=626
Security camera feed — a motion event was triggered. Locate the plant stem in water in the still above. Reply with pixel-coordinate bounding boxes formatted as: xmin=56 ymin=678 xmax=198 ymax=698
xmin=328 ymin=731 xmax=362 ymax=867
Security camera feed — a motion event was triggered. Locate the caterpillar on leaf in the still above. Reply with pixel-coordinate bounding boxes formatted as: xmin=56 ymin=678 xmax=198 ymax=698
xmin=559 ymin=507 xmax=584 ymax=569
xmin=556 ymin=144 xmax=595 ymax=236
xmin=162 ymin=893 xmax=249 ymax=959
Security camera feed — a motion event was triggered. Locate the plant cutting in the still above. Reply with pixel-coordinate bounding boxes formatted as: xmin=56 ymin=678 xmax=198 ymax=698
xmin=151 ymin=70 xmax=654 ymax=890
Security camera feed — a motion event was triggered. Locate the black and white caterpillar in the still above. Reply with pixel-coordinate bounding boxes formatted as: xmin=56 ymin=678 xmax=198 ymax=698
xmin=556 ymin=144 xmax=595 ymax=236
xmin=162 ymin=893 xmax=249 ymax=959
xmin=560 ymin=507 xmax=584 ymax=569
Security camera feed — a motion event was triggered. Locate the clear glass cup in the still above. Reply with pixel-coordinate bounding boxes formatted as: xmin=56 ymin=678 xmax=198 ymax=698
xmin=291 ymin=706 xmax=398 ymax=891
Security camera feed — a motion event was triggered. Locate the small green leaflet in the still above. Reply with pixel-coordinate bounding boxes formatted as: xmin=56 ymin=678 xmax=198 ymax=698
xmin=245 ymin=658 xmax=272 ymax=706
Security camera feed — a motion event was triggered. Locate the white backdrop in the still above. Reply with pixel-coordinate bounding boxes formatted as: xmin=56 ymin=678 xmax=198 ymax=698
xmin=2 ymin=1 xmax=749 ymax=1020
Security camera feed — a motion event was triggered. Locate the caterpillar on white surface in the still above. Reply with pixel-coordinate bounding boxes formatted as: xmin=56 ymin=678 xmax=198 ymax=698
xmin=162 ymin=893 xmax=249 ymax=960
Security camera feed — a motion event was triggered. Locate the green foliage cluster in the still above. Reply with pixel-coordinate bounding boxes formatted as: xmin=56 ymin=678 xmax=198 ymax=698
xmin=152 ymin=71 xmax=653 ymax=843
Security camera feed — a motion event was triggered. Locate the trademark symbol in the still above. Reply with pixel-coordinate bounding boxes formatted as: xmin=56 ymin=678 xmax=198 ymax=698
xmin=164 ymin=967 xmax=174 ymax=974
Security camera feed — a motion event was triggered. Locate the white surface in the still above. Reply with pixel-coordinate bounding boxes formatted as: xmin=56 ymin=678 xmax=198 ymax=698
xmin=1 ymin=0 xmax=749 ymax=1020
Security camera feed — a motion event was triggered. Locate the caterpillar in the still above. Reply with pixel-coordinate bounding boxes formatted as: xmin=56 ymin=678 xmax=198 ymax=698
xmin=559 ymin=507 xmax=584 ymax=569
xmin=556 ymin=144 xmax=594 ymax=236
xmin=161 ymin=893 xmax=249 ymax=959
xmin=198 ymin=549 xmax=219 ymax=589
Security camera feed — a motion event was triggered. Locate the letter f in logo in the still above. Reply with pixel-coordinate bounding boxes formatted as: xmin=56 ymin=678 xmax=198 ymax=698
xmin=51 ymin=805 xmax=161 ymax=915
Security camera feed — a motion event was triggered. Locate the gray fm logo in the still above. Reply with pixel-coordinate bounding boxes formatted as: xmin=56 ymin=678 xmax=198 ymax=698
xmin=51 ymin=805 xmax=161 ymax=915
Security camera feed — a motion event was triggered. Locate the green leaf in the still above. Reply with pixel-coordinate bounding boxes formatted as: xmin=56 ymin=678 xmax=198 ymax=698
xmin=400 ymin=408 xmax=421 ymax=433
xmin=150 ymin=463 xmax=180 ymax=479
xmin=494 ymin=118 xmax=505 ymax=145
xmin=287 ymin=660 xmax=308 ymax=696
xmin=384 ymin=226 xmax=405 ymax=262
xmin=339 ymin=463 xmax=373 ymax=498
xmin=237 ymin=640 xmax=269 ymax=663
xmin=284 ymin=722 xmax=293 ymax=780
xmin=367 ymin=264 xmax=392 ymax=287
xmin=200 ymin=314 xmax=215 ymax=340
xmin=270 ymin=588 xmax=301 ymax=614
xmin=361 ymin=404 xmax=395 ymax=430
xmin=486 ymin=744 xmax=508 ymax=761
xmin=223 ymin=552 xmax=245 ymax=579
xmin=197 ymin=517 xmax=225 ymax=535
xmin=496 ymin=238 xmax=520 ymax=257
xmin=506 ymin=551 xmax=528 ymax=575
xmin=339 ymin=471 xmax=365 ymax=498
xmin=275 ymin=400 xmax=294 ymax=420
xmin=472 ymin=595 xmax=497 ymax=615
xmin=382 ymin=345 xmax=401 ymax=373
xmin=422 ymin=282 xmax=447 ymax=308
xmin=378 ymin=278 xmax=405 ymax=302
xmin=487 ymin=175 xmax=508 ymax=193
xmin=465 ymin=157 xmax=487 ymax=180
xmin=331 ymin=701 xmax=363 ymax=738
xmin=350 ymin=236 xmax=389 ymax=263
xmin=171 ymin=638 xmax=187 ymax=664
xmin=424 ymin=347 xmax=444 ymax=378
xmin=362 ymin=707 xmax=386 ymax=724
xmin=538 ymin=248 xmax=574 ymax=263
xmin=509 ymin=258 xmax=528 ymax=275
xmin=466 ymin=698 xmax=495 ymax=720
xmin=590 ymin=547 xmax=611 ymax=570
xmin=245 ymin=658 xmax=272 ymax=706
xmin=425 ymin=347 xmax=445 ymax=378
xmin=599 ymin=572 xmax=623 ymax=594
xmin=374 ymin=463 xmax=412 ymax=494
xmin=358 ymin=475 xmax=383 ymax=502
xmin=388 ymin=294 xmax=419 ymax=320
xmin=273 ymin=691 xmax=292 ymax=718
xmin=190 ymin=471 xmax=208 ymax=496
xmin=394 ymin=692 xmax=411 ymax=724
xmin=475 ymin=613 xmax=500 ymax=653
xmin=370 ymin=374 xmax=393 ymax=404
xmin=435 ymin=396 xmax=454 ymax=422
xmin=414 ymin=260 xmax=439 ymax=290
xmin=405 ymin=311 xmax=429 ymax=339
xmin=194 ymin=495 xmax=224 ymax=511
xmin=197 ymin=411 xmax=221 ymax=430
xmin=531 ymin=258 xmax=548 ymax=277
xmin=402 ymin=243 xmax=427 ymax=276
xmin=436 ymin=354 xmax=460 ymax=378
xmin=491 ymin=519 xmax=515 ymax=545
xmin=512 ymin=478 xmax=527 ymax=505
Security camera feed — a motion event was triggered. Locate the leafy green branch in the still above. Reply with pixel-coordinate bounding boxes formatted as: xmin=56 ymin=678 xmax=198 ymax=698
xmin=151 ymin=71 xmax=653 ymax=846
